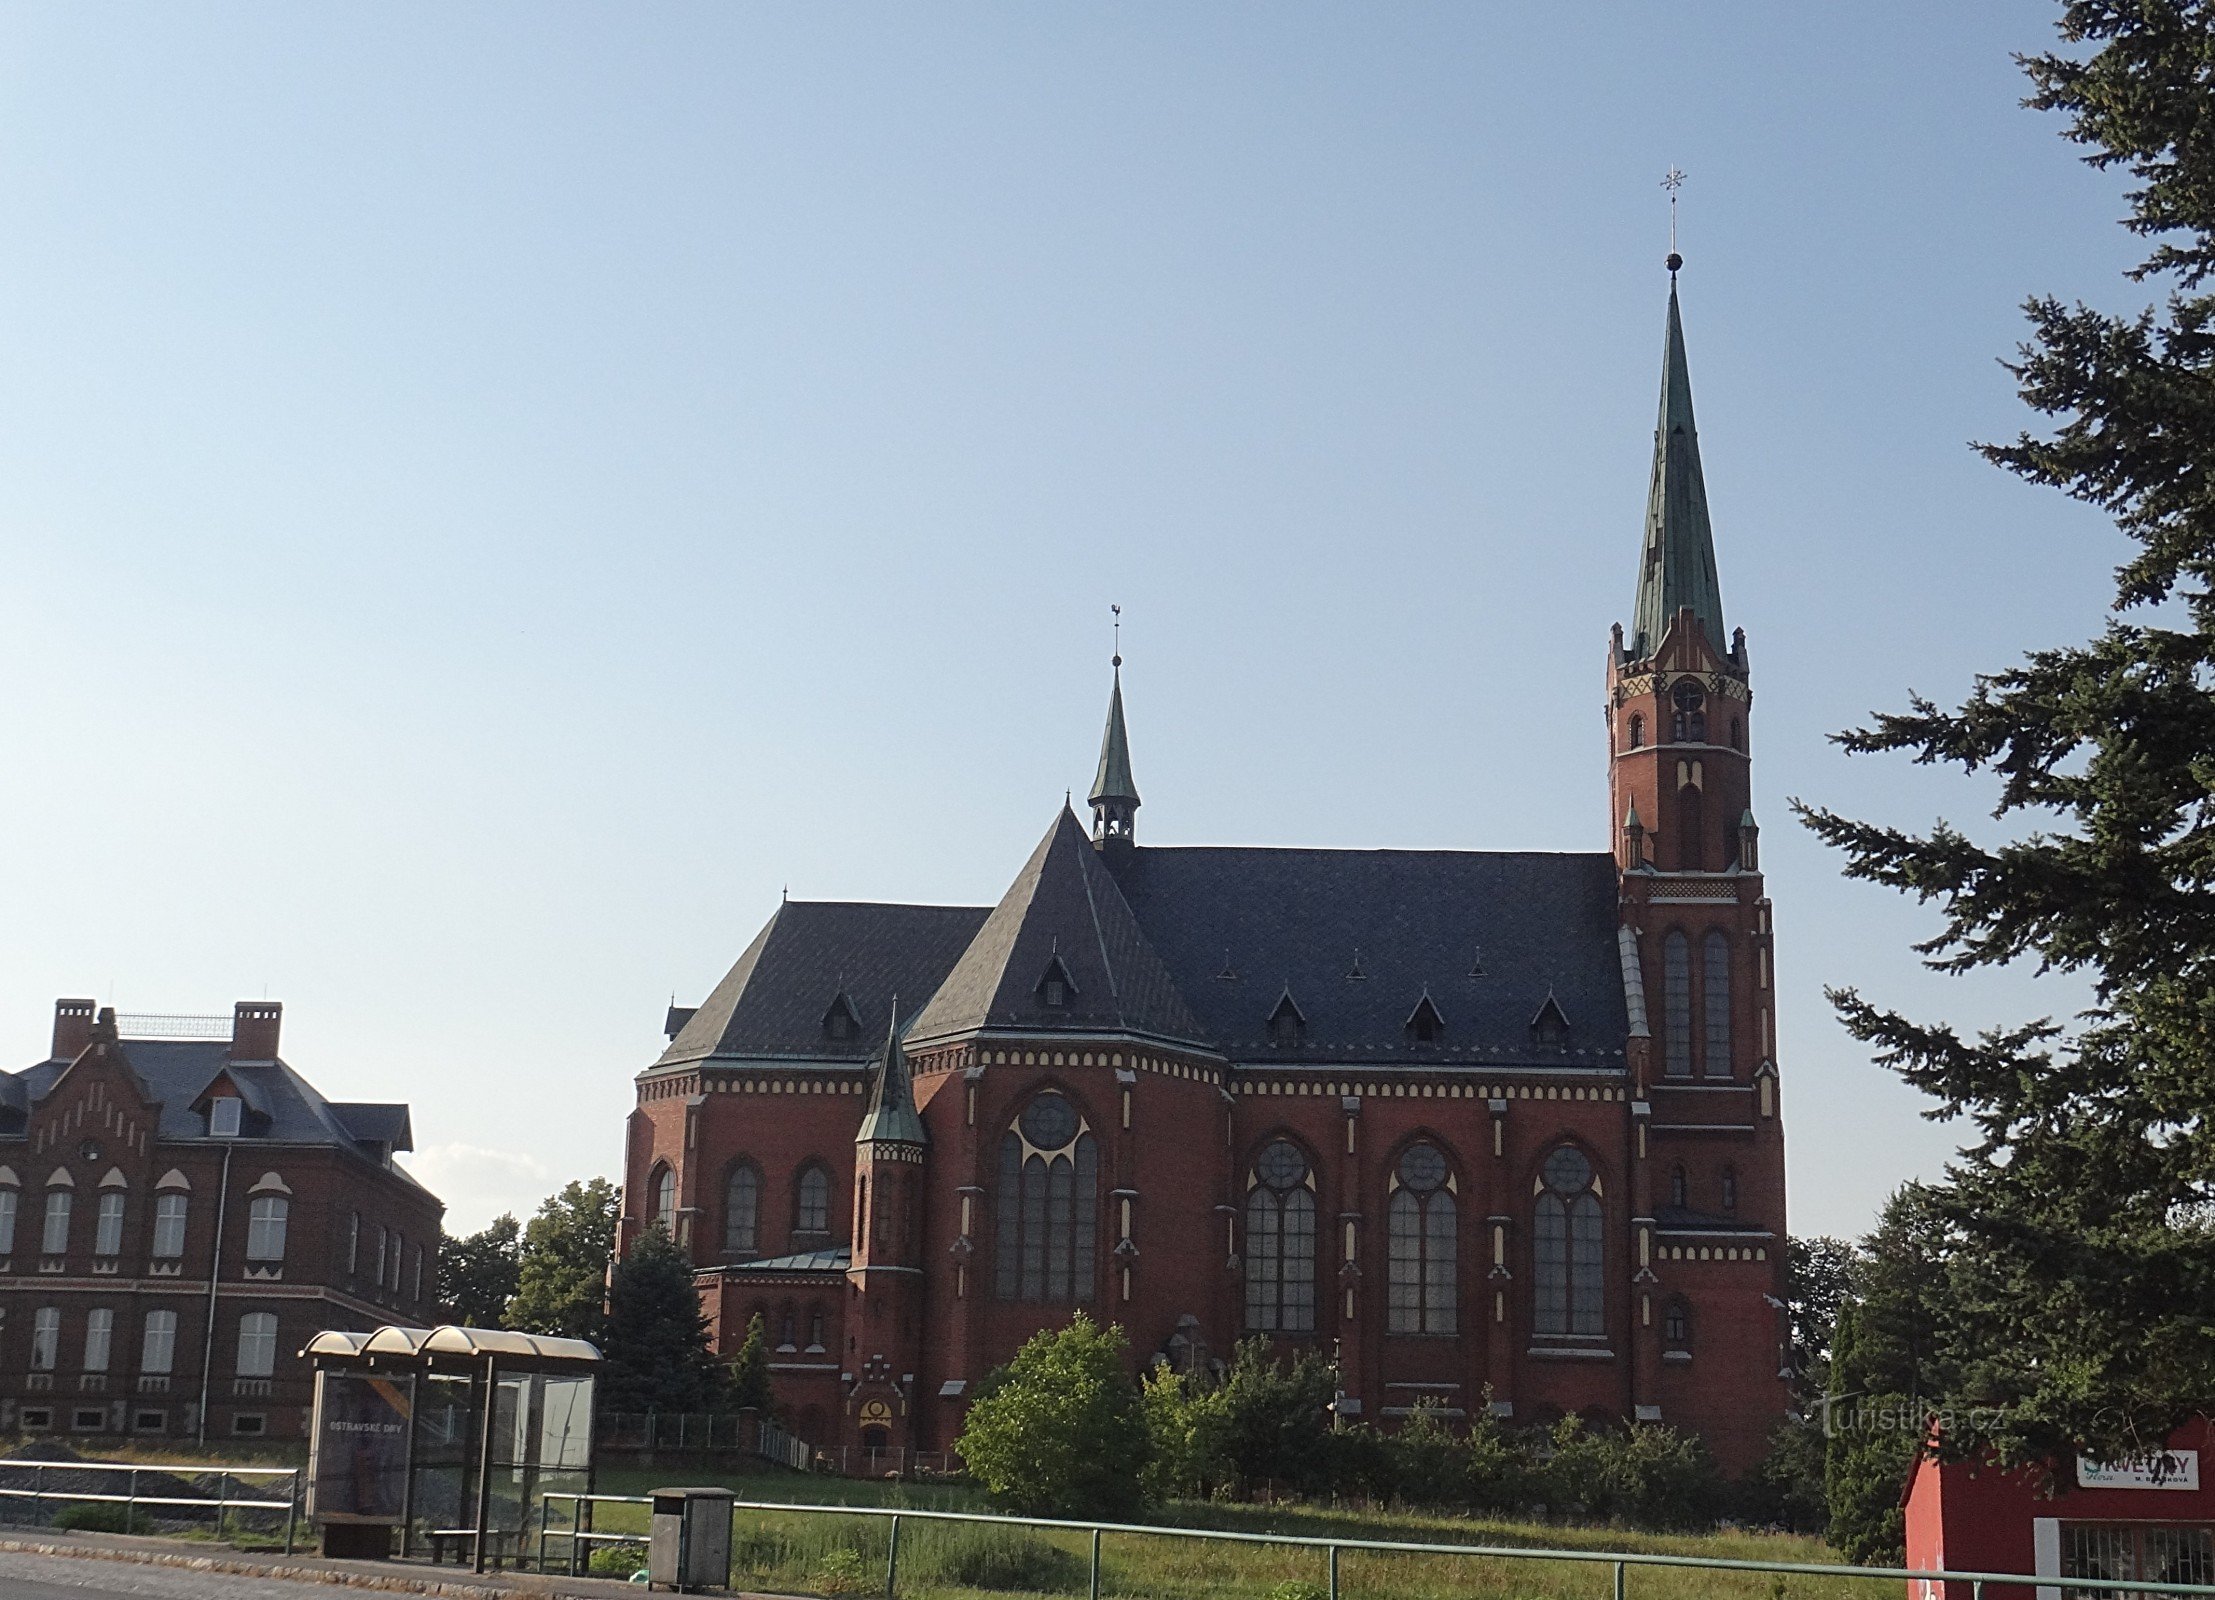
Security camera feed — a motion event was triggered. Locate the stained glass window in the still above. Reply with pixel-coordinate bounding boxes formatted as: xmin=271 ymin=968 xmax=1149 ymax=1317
xmin=1387 ymin=1144 xmax=1455 ymax=1334
xmin=1244 ymin=1141 xmax=1315 ymax=1333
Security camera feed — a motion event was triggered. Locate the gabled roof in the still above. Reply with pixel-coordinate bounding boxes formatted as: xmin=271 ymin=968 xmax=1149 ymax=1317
xmin=1108 ymin=846 xmax=1628 ymax=1066
xmin=0 ymin=1039 xmax=434 ymax=1192
xmin=332 ymin=1103 xmax=414 ymax=1153
xmin=1630 ymin=276 xmax=1726 ymax=660
xmin=907 ymin=807 xmax=1210 ymax=1050
xmin=658 ymin=901 xmax=990 ymax=1068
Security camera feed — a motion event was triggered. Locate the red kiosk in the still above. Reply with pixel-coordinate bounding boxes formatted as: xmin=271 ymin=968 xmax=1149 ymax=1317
xmin=1903 ymin=1421 xmax=2213 ymax=1598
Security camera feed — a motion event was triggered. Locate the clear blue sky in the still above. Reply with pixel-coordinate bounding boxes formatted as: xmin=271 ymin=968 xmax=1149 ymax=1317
xmin=0 ymin=3 xmax=2133 ymax=1238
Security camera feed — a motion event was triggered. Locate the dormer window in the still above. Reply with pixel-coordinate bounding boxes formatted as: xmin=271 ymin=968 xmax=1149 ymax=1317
xmin=208 ymin=1097 xmax=242 ymax=1139
xmin=1036 ymin=957 xmax=1075 ymax=1010
xmin=822 ymin=993 xmax=861 ymax=1042
xmin=1531 ymin=995 xmax=1571 ymax=1050
xmin=1405 ymin=995 xmax=1444 ymax=1045
xmin=1266 ymin=991 xmax=1305 ymax=1046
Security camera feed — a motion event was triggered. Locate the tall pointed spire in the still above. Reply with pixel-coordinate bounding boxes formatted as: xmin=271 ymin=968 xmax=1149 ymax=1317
xmin=1088 ymin=629 xmax=1140 ymax=845
xmin=857 ymin=1004 xmax=925 ymax=1146
xmin=1630 ymin=266 xmax=1726 ymax=660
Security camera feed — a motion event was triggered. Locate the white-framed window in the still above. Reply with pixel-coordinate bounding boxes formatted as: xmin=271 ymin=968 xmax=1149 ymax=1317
xmin=652 ymin=1166 xmax=677 ymax=1234
xmin=40 ymin=1189 xmax=71 ymax=1255
xmin=410 ymin=1244 xmax=422 ymax=1303
xmin=0 ymin=1187 xmax=16 ymax=1254
xmin=374 ymin=1226 xmax=388 ymax=1284
xmin=235 ymin=1312 xmax=277 ymax=1378
xmin=208 ymin=1097 xmax=242 ymax=1138
xmin=94 ymin=1193 xmax=125 ymax=1257
xmin=83 ymin=1309 xmax=113 ymax=1372
xmin=152 ymin=1194 xmax=187 ymax=1259
xmin=141 ymin=1310 xmax=177 ymax=1375
xmin=31 ymin=1307 xmax=60 ymax=1370
xmin=389 ymin=1231 xmax=403 ymax=1290
xmin=245 ymin=1196 xmax=288 ymax=1263
xmin=347 ymin=1212 xmax=359 ymax=1274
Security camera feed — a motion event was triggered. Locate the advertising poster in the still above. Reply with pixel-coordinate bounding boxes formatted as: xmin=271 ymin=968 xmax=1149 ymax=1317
xmin=309 ymin=1370 xmax=415 ymax=1523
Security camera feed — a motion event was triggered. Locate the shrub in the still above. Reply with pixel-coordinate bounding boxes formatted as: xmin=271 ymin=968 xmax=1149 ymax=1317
xmin=956 ymin=1314 xmax=1151 ymax=1518
xmin=1264 ymin=1583 xmax=1330 ymax=1600
xmin=587 ymin=1540 xmax=649 ymax=1578
xmin=52 ymin=1503 xmax=152 ymax=1535
xmin=815 ymin=1545 xmax=871 ymax=1596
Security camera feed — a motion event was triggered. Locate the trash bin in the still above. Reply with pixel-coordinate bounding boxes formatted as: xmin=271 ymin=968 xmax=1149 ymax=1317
xmin=648 ymin=1486 xmax=734 ymax=1593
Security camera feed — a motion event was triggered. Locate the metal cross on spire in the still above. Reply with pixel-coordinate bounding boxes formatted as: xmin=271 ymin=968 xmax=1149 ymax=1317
xmin=1110 ymin=602 xmax=1122 ymax=668
xmin=1661 ymin=167 xmax=1687 ymax=274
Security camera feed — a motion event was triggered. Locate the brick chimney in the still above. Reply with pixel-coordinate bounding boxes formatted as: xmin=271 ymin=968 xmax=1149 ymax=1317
xmin=51 ymin=999 xmax=97 ymax=1061
xmin=229 ymin=1001 xmax=283 ymax=1062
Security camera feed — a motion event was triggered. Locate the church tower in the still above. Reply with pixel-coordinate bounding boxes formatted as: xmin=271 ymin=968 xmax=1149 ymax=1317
xmin=845 ymin=1009 xmax=928 ymax=1454
xmin=1608 ymin=256 xmax=1787 ymax=1447
xmin=1089 ymin=652 xmax=1140 ymax=852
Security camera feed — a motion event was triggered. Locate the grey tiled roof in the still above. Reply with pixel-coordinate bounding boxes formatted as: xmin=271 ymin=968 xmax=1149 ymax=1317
xmin=0 ymin=1040 xmax=432 ymax=1187
xmin=661 ymin=813 xmax=1629 ymax=1074
xmin=1110 ymin=846 xmax=1630 ymax=1067
xmin=658 ymin=901 xmax=990 ymax=1069
xmin=907 ymin=808 xmax=1209 ymax=1050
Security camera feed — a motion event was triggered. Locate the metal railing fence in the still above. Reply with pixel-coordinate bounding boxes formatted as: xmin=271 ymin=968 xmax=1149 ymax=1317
xmin=533 ymin=1491 xmax=2215 ymax=1599
xmin=0 ymin=1457 xmax=300 ymax=1555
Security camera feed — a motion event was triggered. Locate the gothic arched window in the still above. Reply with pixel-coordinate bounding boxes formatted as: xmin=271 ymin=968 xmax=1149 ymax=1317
xmin=1533 ymin=1145 xmax=1603 ymax=1337
xmin=725 ymin=1162 xmax=760 ymax=1255
xmin=1720 ymin=1164 xmax=1739 ymax=1214
xmin=1387 ymin=1143 xmax=1456 ymax=1334
xmin=651 ymin=1165 xmax=676 ymax=1235
xmin=1662 ymin=932 xmax=1693 ymax=1077
xmin=1703 ymin=931 xmax=1732 ymax=1077
xmin=1628 ymin=713 xmax=1645 ymax=750
xmin=1668 ymin=1164 xmax=1688 ymax=1209
xmin=793 ymin=1163 xmax=832 ymax=1241
xmin=1664 ymin=1297 xmax=1690 ymax=1346
xmin=995 ymin=1092 xmax=1097 ymax=1304
xmin=1244 ymin=1140 xmax=1316 ymax=1333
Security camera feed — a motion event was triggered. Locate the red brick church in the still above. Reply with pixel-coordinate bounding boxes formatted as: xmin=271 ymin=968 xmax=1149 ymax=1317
xmin=622 ymin=262 xmax=1790 ymax=1474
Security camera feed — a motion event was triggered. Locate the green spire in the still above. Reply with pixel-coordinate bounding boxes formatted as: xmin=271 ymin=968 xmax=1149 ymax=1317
xmin=1088 ymin=655 xmax=1140 ymax=843
xmin=857 ymin=1005 xmax=925 ymax=1147
xmin=1630 ymin=273 xmax=1727 ymax=659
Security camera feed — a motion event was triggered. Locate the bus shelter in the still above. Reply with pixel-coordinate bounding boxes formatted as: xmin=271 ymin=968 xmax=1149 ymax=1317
xmin=304 ymin=1323 xmax=600 ymax=1571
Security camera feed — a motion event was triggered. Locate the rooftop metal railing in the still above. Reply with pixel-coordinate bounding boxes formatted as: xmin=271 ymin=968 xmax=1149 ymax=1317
xmin=0 ymin=1457 xmax=300 ymax=1555
xmin=533 ymin=1491 xmax=2215 ymax=1598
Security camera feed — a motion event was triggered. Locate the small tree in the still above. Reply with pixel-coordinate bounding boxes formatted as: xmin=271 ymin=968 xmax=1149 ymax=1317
xmin=436 ymin=1214 xmax=520 ymax=1327
xmin=1139 ymin=1361 xmax=1222 ymax=1503
xmin=1203 ymin=1338 xmax=1339 ymax=1498
xmin=955 ymin=1314 xmax=1150 ymax=1518
xmin=727 ymin=1312 xmax=775 ymax=1415
xmin=506 ymin=1178 xmax=620 ymax=1345
xmin=600 ymin=1226 xmax=726 ymax=1415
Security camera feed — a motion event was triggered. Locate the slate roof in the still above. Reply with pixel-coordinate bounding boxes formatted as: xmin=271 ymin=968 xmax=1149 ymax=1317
xmin=1110 ymin=846 xmax=1629 ymax=1067
xmin=716 ymin=1246 xmax=850 ymax=1275
xmin=658 ymin=901 xmax=990 ymax=1068
xmin=662 ymin=807 xmax=1630 ymax=1074
xmin=0 ymin=1038 xmax=432 ymax=1186
xmin=857 ymin=1016 xmax=925 ymax=1147
xmin=906 ymin=808 xmax=1209 ymax=1050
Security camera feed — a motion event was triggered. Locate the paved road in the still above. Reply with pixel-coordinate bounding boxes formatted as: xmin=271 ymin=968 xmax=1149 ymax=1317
xmin=0 ymin=1550 xmax=369 ymax=1598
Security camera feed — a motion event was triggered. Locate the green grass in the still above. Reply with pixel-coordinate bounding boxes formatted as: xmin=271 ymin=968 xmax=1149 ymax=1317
xmin=561 ymin=1468 xmax=1868 ymax=1600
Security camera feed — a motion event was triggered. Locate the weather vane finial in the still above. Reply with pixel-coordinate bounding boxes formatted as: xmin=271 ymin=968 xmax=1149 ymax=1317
xmin=1661 ymin=168 xmax=1686 ymax=274
xmin=1110 ymin=602 xmax=1122 ymax=669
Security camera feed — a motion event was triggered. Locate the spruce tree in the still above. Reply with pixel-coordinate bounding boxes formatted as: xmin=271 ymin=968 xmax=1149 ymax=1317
xmin=726 ymin=1311 xmax=775 ymax=1415
xmin=599 ymin=1225 xmax=726 ymax=1415
xmin=1798 ymin=0 xmax=2215 ymax=1469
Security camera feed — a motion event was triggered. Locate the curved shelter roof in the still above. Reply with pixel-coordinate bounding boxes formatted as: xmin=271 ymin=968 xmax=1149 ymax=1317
xmin=304 ymin=1323 xmax=601 ymax=1366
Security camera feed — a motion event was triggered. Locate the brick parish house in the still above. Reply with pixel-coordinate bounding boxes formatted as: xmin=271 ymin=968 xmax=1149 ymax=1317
xmin=0 ymin=1000 xmax=440 ymax=1441
xmin=624 ymin=262 xmax=1790 ymax=1473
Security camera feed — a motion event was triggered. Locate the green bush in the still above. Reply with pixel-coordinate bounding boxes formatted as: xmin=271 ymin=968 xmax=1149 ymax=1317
xmin=815 ymin=1545 xmax=871 ymax=1596
xmin=52 ymin=1503 xmax=152 ymax=1535
xmin=1263 ymin=1583 xmax=1330 ymax=1600
xmin=587 ymin=1540 xmax=649 ymax=1578
xmin=956 ymin=1314 xmax=1151 ymax=1518
xmin=921 ymin=1523 xmax=1084 ymax=1592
